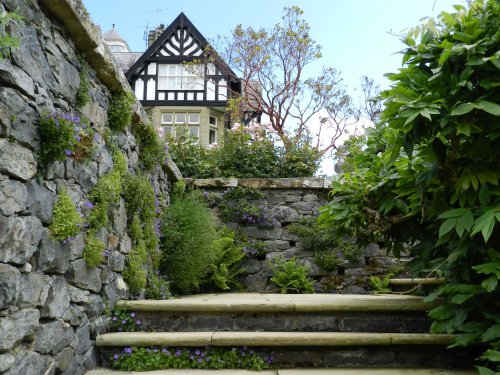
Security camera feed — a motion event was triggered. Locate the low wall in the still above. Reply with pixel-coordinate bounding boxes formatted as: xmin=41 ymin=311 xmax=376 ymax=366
xmin=188 ymin=178 xmax=408 ymax=294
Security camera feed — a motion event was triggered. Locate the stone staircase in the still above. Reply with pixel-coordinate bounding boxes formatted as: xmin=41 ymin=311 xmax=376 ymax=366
xmin=90 ymin=293 xmax=479 ymax=374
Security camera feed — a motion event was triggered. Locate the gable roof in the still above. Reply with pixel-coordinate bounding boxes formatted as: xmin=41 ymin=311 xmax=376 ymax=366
xmin=126 ymin=13 xmax=211 ymax=76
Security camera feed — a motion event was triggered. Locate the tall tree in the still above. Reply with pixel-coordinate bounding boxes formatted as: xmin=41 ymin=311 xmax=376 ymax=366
xmin=213 ymin=6 xmax=358 ymax=156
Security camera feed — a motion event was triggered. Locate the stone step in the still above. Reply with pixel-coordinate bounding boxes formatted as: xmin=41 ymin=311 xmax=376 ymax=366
xmin=116 ymin=293 xmax=440 ymax=313
xmin=86 ymin=368 xmax=477 ymax=375
xmin=388 ymin=278 xmax=445 ymax=286
xmin=97 ymin=331 xmax=457 ymax=347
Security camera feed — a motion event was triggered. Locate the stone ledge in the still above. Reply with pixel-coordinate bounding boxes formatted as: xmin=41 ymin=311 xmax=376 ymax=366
xmin=86 ymin=369 xmax=476 ymax=375
xmin=186 ymin=178 xmax=332 ymax=190
xmin=116 ymin=293 xmax=441 ymax=313
xmin=389 ymin=278 xmax=446 ymax=286
xmin=96 ymin=331 xmax=458 ymax=347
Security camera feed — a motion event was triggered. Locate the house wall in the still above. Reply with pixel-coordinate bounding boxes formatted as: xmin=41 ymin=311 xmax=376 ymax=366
xmin=0 ymin=1 xmax=180 ymax=374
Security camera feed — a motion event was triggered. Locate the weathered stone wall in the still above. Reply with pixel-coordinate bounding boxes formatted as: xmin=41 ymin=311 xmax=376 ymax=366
xmin=0 ymin=1 xmax=179 ymax=374
xmin=188 ymin=178 xmax=408 ymax=294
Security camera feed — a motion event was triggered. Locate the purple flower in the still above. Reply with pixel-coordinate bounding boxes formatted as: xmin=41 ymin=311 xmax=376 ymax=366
xmin=113 ymin=354 xmax=120 ymax=360
xmin=64 ymin=149 xmax=72 ymax=156
xmin=136 ymin=320 xmax=141 ymax=325
xmin=130 ymin=312 xmax=136 ymax=318
xmin=102 ymin=250 xmax=110 ymax=257
xmin=112 ymin=317 xmax=117 ymax=321
xmin=84 ymin=201 xmax=94 ymax=208
xmin=197 ymin=358 xmax=203 ymax=363
xmin=175 ymin=350 xmax=182 ymax=357
xmin=123 ymin=347 xmax=132 ymax=354
xmin=121 ymin=319 xmax=127 ymax=324
xmin=195 ymin=350 xmax=200 ymax=356
xmin=190 ymin=355 xmax=194 ymax=360
xmin=162 ymin=348 xmax=170 ymax=354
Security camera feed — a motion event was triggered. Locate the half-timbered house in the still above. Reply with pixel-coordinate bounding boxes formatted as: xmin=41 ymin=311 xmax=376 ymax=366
xmin=124 ymin=13 xmax=241 ymax=146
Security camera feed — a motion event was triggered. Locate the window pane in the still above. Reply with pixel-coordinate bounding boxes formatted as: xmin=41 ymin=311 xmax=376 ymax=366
xmin=189 ymin=126 xmax=199 ymax=138
xmin=209 ymin=129 xmax=216 ymax=144
xmin=163 ymin=126 xmax=173 ymax=137
xmin=175 ymin=113 xmax=186 ymax=123
xmin=189 ymin=113 xmax=200 ymax=124
xmin=162 ymin=113 xmax=173 ymax=123
xmin=209 ymin=116 xmax=217 ymax=125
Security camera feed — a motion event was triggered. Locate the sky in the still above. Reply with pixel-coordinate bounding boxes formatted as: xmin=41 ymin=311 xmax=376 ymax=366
xmin=82 ymin=0 xmax=462 ymax=98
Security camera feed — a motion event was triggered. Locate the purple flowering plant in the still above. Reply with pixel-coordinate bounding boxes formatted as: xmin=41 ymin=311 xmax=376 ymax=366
xmin=110 ymin=346 xmax=270 ymax=371
xmin=108 ymin=307 xmax=142 ymax=333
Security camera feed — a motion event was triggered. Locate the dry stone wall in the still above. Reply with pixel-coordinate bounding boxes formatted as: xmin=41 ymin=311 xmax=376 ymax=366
xmin=0 ymin=1 xmax=179 ymax=374
xmin=188 ymin=178 xmax=408 ymax=294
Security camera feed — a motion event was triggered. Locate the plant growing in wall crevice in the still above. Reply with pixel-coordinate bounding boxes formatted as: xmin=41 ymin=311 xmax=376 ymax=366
xmin=0 ymin=4 xmax=23 ymax=60
xmin=107 ymin=91 xmax=134 ymax=131
xmin=49 ymin=188 xmax=84 ymax=241
xmin=270 ymin=256 xmax=315 ymax=294
xmin=76 ymin=54 xmax=92 ymax=108
xmin=132 ymin=120 xmax=166 ymax=172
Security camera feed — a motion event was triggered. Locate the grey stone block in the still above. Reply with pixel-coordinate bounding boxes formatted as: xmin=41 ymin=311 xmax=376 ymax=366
xmin=0 ymin=179 xmax=27 ymax=216
xmin=34 ymin=319 xmax=73 ymax=354
xmin=25 ymin=180 xmax=55 ymax=224
xmin=0 ymin=352 xmax=15 ymax=372
xmin=0 ymin=308 xmax=39 ymax=351
xmin=0 ymin=263 xmax=20 ymax=310
xmin=41 ymin=276 xmax=70 ymax=319
xmin=4 ymin=350 xmax=54 ymax=375
xmin=35 ymin=230 xmax=71 ymax=274
xmin=0 ymin=139 xmax=37 ymax=181
xmin=0 ymin=215 xmax=43 ymax=265
xmin=55 ymin=347 xmax=74 ymax=372
xmin=66 ymin=259 xmax=102 ymax=292
xmin=18 ymin=272 xmax=50 ymax=308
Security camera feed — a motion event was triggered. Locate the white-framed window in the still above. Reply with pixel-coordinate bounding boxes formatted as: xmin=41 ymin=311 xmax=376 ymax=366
xmin=189 ymin=126 xmax=199 ymax=139
xmin=175 ymin=113 xmax=186 ymax=124
xmin=189 ymin=113 xmax=200 ymax=124
xmin=209 ymin=129 xmax=217 ymax=144
xmin=161 ymin=113 xmax=173 ymax=124
xmin=209 ymin=116 xmax=217 ymax=126
xmin=157 ymin=64 xmax=204 ymax=91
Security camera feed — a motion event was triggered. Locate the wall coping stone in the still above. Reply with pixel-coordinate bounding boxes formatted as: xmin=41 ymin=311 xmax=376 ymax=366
xmin=39 ymin=0 xmax=181 ymax=181
xmin=186 ymin=178 xmax=332 ymax=190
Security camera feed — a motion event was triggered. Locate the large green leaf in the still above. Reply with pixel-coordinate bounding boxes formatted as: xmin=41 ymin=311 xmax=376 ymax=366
xmin=451 ymin=102 xmax=475 ymax=115
xmin=476 ymin=100 xmax=500 ymax=116
xmin=439 ymin=218 xmax=456 ymax=238
xmin=471 ymin=209 xmax=499 ymax=242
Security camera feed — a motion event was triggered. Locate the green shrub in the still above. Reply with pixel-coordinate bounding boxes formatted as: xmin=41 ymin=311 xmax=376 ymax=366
xmin=123 ymin=174 xmax=155 ymax=225
xmin=39 ymin=112 xmax=84 ymax=164
xmin=165 ymin=132 xmax=214 ymax=178
xmin=277 ymin=142 xmax=321 ymax=178
xmin=112 ymin=149 xmax=128 ymax=177
xmin=209 ymin=229 xmax=245 ymax=290
xmin=107 ymin=91 xmax=134 ymax=131
xmin=76 ymin=56 xmax=91 ymax=108
xmin=83 ymin=234 xmax=105 ymax=267
xmin=123 ymin=246 xmax=147 ymax=294
xmin=159 ymin=182 xmax=218 ymax=294
xmin=49 ymin=189 xmax=83 ymax=241
xmin=369 ymin=274 xmax=392 ymax=294
xmin=132 ymin=121 xmax=165 ymax=172
xmin=145 ymin=272 xmax=172 ymax=300
xmin=270 ymin=257 xmax=314 ymax=294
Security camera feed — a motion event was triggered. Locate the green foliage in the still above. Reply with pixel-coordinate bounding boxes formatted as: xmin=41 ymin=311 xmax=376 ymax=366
xmin=108 ymin=307 xmax=142 ymax=332
xmin=123 ymin=244 xmax=147 ymax=294
xmin=76 ymin=56 xmax=91 ymax=108
xmin=159 ymin=182 xmax=218 ymax=294
xmin=123 ymin=174 xmax=155 ymax=225
xmin=369 ymin=274 xmax=392 ymax=294
xmin=132 ymin=121 xmax=165 ymax=172
xmin=49 ymin=189 xmax=83 ymax=241
xmin=145 ymin=272 xmax=172 ymax=300
xmin=270 ymin=257 xmax=315 ymax=294
xmin=167 ymin=128 xmax=320 ymax=178
xmin=83 ymin=234 xmax=104 ymax=267
xmin=39 ymin=112 xmax=94 ymax=165
xmin=319 ymin=1 xmax=500 ymax=371
xmin=112 ymin=149 xmax=128 ymax=177
xmin=0 ymin=4 xmax=23 ymax=60
xmin=209 ymin=229 xmax=245 ymax=290
xmin=89 ymin=170 xmax=122 ymax=207
xmin=110 ymin=346 xmax=271 ymax=371
xmin=288 ymin=219 xmax=358 ymax=271
xmin=107 ymin=91 xmax=134 ymax=131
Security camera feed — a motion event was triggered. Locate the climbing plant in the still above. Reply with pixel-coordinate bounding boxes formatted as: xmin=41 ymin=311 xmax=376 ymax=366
xmin=319 ymin=1 xmax=499 ymax=372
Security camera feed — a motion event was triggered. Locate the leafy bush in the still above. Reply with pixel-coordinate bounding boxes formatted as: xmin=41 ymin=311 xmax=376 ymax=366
xmin=165 ymin=131 xmax=214 ymax=178
xmin=270 ymin=257 xmax=314 ymax=294
xmin=76 ymin=56 xmax=91 ymax=108
xmin=39 ymin=112 xmax=93 ymax=165
xmin=110 ymin=346 xmax=271 ymax=371
xmin=107 ymin=91 xmax=134 ymax=131
xmin=369 ymin=274 xmax=392 ymax=294
xmin=123 ymin=245 xmax=147 ymax=294
xmin=49 ymin=189 xmax=83 ymax=241
xmin=145 ymin=272 xmax=172 ymax=300
xmin=209 ymin=229 xmax=245 ymax=290
xmin=159 ymin=182 xmax=218 ymax=293
xmin=319 ymin=1 xmax=500 ymax=372
xmin=132 ymin=121 xmax=165 ymax=172
xmin=123 ymin=174 xmax=155 ymax=225
xmin=83 ymin=234 xmax=105 ymax=267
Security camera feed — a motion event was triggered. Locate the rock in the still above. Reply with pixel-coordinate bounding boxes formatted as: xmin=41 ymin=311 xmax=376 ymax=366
xmin=90 ymin=316 xmax=107 ymax=339
xmin=25 ymin=180 xmax=55 ymax=224
xmin=0 ymin=352 xmax=15 ymax=372
xmin=96 ymin=147 xmax=113 ymax=176
xmin=264 ymin=240 xmax=291 ymax=252
xmin=281 ymin=230 xmax=299 ymax=241
xmin=35 ymin=229 xmax=71 ymax=273
xmin=73 ymin=324 xmax=92 ymax=354
xmin=119 ymin=234 xmax=132 ymax=254
xmin=41 ymin=276 xmax=70 ymax=319
xmin=83 ymin=294 xmax=105 ymax=320
xmin=291 ymin=201 xmax=316 ymax=212
xmin=0 ymin=139 xmax=37 ymax=181
xmin=107 ymin=233 xmax=119 ymax=249
xmin=55 ymin=347 xmax=74 ymax=372
xmin=0 ymin=60 xmax=35 ymax=98
xmin=34 ymin=319 xmax=73 ymax=354
xmin=0 ymin=179 xmax=28 ymax=215
xmin=343 ymin=285 xmax=368 ymax=294
xmin=82 ymin=347 xmax=98 ymax=371
xmin=0 ymin=308 xmax=39 ymax=351
xmin=69 ymin=233 xmax=85 ymax=260
xmin=63 ymin=304 xmax=86 ymax=326
xmin=0 ymin=264 xmax=21 ymax=310
xmin=72 ymin=162 xmax=98 ymax=191
xmin=111 ymin=198 xmax=127 ymax=235
xmin=46 ymin=161 xmax=66 ymax=180
xmin=372 ymin=256 xmax=398 ymax=268
xmin=60 ymin=357 xmax=82 ymax=375
xmin=269 ymin=205 xmax=300 ymax=224
xmin=115 ymin=275 xmax=129 ymax=298
xmin=303 ymin=194 xmax=319 ymax=202
xmin=18 ymin=272 xmax=50 ymax=308
xmin=0 ymin=215 xmax=44 ymax=265
xmin=107 ymin=251 xmax=125 ymax=272
xmin=362 ymin=243 xmax=380 ymax=257
xmin=45 ymin=46 xmax=79 ymax=102
xmin=68 ymin=285 xmax=90 ymax=304
xmin=239 ymin=258 xmax=262 ymax=275
xmin=242 ymin=227 xmax=284 ymax=240
xmin=243 ymin=273 xmax=268 ymax=292
xmin=266 ymin=192 xmax=302 ymax=205
xmin=103 ymin=283 xmax=118 ymax=309
xmin=298 ymin=257 xmax=329 ymax=277
xmin=4 ymin=350 xmax=53 ymax=375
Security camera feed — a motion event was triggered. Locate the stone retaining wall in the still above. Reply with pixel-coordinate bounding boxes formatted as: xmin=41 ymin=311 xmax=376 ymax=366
xmin=188 ymin=178 xmax=408 ymax=294
xmin=0 ymin=1 xmax=179 ymax=374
